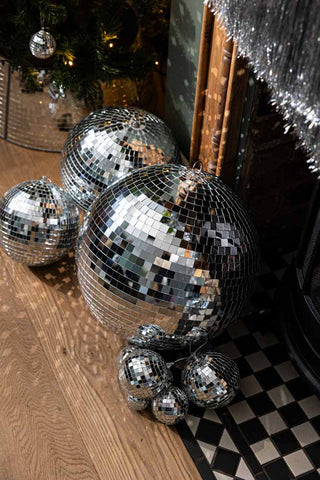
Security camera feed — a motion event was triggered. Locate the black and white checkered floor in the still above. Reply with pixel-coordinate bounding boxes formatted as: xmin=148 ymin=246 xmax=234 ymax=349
xmin=176 ymin=251 xmax=320 ymax=480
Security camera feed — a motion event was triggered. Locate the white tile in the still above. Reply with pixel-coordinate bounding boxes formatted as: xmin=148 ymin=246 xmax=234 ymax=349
xmin=203 ymin=409 xmax=222 ymax=423
xmin=198 ymin=441 xmax=216 ymax=464
xmin=267 ymin=385 xmax=294 ymax=407
xmin=213 ymin=472 xmax=233 ymax=480
xmin=215 ymin=341 xmax=241 ymax=360
xmin=254 ymin=330 xmax=278 ymax=348
xmin=284 ymin=450 xmax=313 ymax=477
xmin=251 ymin=438 xmax=280 ymax=465
xmin=275 ymin=361 xmax=299 ymax=382
xmin=228 ymin=322 xmax=249 ymax=339
xmin=299 ymin=395 xmax=320 ymax=419
xmin=236 ymin=458 xmax=254 ymax=480
xmin=259 ymin=411 xmax=287 ymax=435
xmin=292 ymin=422 xmax=320 ymax=447
xmin=228 ymin=400 xmax=255 ymax=423
xmin=245 ymin=351 xmax=271 ymax=372
xmin=240 ymin=375 xmax=263 ymax=397
xmin=185 ymin=415 xmax=200 ymax=436
xmin=219 ymin=430 xmax=238 ymax=452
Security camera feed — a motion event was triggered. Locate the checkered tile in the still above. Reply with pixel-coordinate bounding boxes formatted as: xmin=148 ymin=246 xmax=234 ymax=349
xmin=180 ymin=251 xmax=320 ymax=480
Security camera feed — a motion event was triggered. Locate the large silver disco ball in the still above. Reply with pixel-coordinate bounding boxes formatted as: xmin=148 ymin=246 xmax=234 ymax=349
xmin=0 ymin=177 xmax=79 ymax=266
xmin=61 ymin=106 xmax=180 ymax=211
xmin=29 ymin=28 xmax=56 ymax=59
xmin=76 ymin=164 xmax=258 ymax=349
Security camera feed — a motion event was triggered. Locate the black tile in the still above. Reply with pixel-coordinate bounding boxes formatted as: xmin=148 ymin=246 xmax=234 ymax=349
xmin=255 ymin=367 xmax=283 ymax=390
xmin=254 ymin=473 xmax=269 ymax=480
xmin=297 ymin=472 xmax=320 ymax=480
xmin=195 ymin=419 xmax=224 ymax=446
xmin=311 ymin=416 xmax=320 ymax=436
xmin=286 ymin=377 xmax=313 ymax=401
xmin=233 ymin=389 xmax=245 ymax=403
xmin=235 ymin=334 xmax=261 ymax=355
xmin=236 ymin=357 xmax=253 ymax=378
xmin=263 ymin=342 xmax=289 ymax=365
xmin=211 ymin=447 xmax=241 ymax=476
xmin=305 ymin=441 xmax=320 ymax=468
xmin=188 ymin=402 xmax=205 ymax=418
xmin=271 ymin=429 xmax=300 ymax=455
xmin=279 ymin=403 xmax=308 ymax=428
xmin=264 ymin=458 xmax=293 ymax=480
xmin=247 ymin=392 xmax=276 ymax=416
xmin=213 ymin=330 xmax=231 ymax=346
xmin=176 ymin=421 xmax=217 ymax=480
xmin=239 ymin=418 xmax=268 ymax=444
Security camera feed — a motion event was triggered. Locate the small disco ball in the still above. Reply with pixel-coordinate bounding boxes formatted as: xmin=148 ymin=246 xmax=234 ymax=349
xmin=152 ymin=386 xmax=188 ymax=425
xmin=76 ymin=164 xmax=258 ymax=349
xmin=0 ymin=177 xmax=79 ymax=266
xmin=61 ymin=106 xmax=180 ymax=211
xmin=126 ymin=395 xmax=149 ymax=411
xmin=116 ymin=345 xmax=138 ymax=369
xmin=182 ymin=351 xmax=240 ymax=408
xmin=29 ymin=28 xmax=56 ymax=59
xmin=118 ymin=348 xmax=171 ymax=399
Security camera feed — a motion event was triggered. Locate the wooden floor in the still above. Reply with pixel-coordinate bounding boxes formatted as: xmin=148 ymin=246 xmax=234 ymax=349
xmin=0 ymin=139 xmax=201 ymax=480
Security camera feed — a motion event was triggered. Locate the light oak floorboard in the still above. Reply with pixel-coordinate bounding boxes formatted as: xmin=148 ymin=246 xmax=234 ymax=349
xmin=0 ymin=139 xmax=201 ymax=480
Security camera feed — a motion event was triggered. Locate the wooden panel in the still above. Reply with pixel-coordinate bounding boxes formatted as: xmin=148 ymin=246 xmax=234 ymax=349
xmin=190 ymin=15 xmax=249 ymax=184
xmin=0 ymin=139 xmax=202 ymax=480
xmin=198 ymin=21 xmax=233 ymax=173
xmin=189 ymin=6 xmax=214 ymax=165
xmin=0 ymin=258 xmax=100 ymax=480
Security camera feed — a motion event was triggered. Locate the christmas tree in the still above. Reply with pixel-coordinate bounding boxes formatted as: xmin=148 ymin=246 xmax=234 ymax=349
xmin=0 ymin=0 xmax=170 ymax=107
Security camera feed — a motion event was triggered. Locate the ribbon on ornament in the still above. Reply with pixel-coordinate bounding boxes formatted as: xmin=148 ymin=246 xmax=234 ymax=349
xmin=204 ymin=0 xmax=320 ymax=174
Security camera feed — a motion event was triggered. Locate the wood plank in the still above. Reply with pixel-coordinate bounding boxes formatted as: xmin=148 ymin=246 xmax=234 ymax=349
xmin=0 ymin=139 xmax=202 ymax=480
xmin=0 ymin=258 xmax=100 ymax=480
xmin=189 ymin=5 xmax=214 ymax=165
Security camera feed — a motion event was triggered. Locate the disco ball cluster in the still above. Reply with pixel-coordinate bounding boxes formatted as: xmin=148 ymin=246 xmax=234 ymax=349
xmin=29 ymin=28 xmax=56 ymax=59
xmin=0 ymin=177 xmax=79 ymax=266
xmin=117 ymin=341 xmax=240 ymax=424
xmin=76 ymin=164 xmax=258 ymax=350
xmin=204 ymin=0 xmax=320 ymax=173
xmin=61 ymin=107 xmax=181 ymax=211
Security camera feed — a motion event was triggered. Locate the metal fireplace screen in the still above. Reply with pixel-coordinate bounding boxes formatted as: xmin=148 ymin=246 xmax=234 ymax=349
xmin=0 ymin=59 xmax=89 ymax=152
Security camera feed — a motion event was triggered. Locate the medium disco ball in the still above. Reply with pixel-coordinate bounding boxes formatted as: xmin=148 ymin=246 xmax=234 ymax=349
xmin=152 ymin=386 xmax=188 ymax=425
xmin=118 ymin=348 xmax=171 ymax=399
xmin=61 ymin=106 xmax=180 ymax=211
xmin=182 ymin=351 xmax=240 ymax=408
xmin=29 ymin=28 xmax=56 ymax=59
xmin=0 ymin=177 xmax=79 ymax=266
xmin=76 ymin=164 xmax=258 ymax=349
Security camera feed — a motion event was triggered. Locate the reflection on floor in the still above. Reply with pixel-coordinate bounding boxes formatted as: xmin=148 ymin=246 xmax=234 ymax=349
xmin=177 ymin=251 xmax=320 ymax=480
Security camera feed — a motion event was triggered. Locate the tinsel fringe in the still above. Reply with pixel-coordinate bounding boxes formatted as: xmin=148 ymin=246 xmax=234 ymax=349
xmin=204 ymin=0 xmax=320 ymax=174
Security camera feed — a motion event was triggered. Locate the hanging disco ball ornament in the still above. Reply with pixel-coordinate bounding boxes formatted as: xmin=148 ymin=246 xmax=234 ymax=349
xmin=29 ymin=28 xmax=56 ymax=60
xmin=152 ymin=386 xmax=189 ymax=425
xmin=118 ymin=348 xmax=172 ymax=399
xmin=76 ymin=164 xmax=258 ymax=349
xmin=182 ymin=351 xmax=240 ymax=408
xmin=0 ymin=177 xmax=79 ymax=266
xmin=61 ymin=106 xmax=181 ymax=211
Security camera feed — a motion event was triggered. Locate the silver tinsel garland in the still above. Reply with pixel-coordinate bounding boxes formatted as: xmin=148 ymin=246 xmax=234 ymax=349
xmin=204 ymin=0 xmax=320 ymax=173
